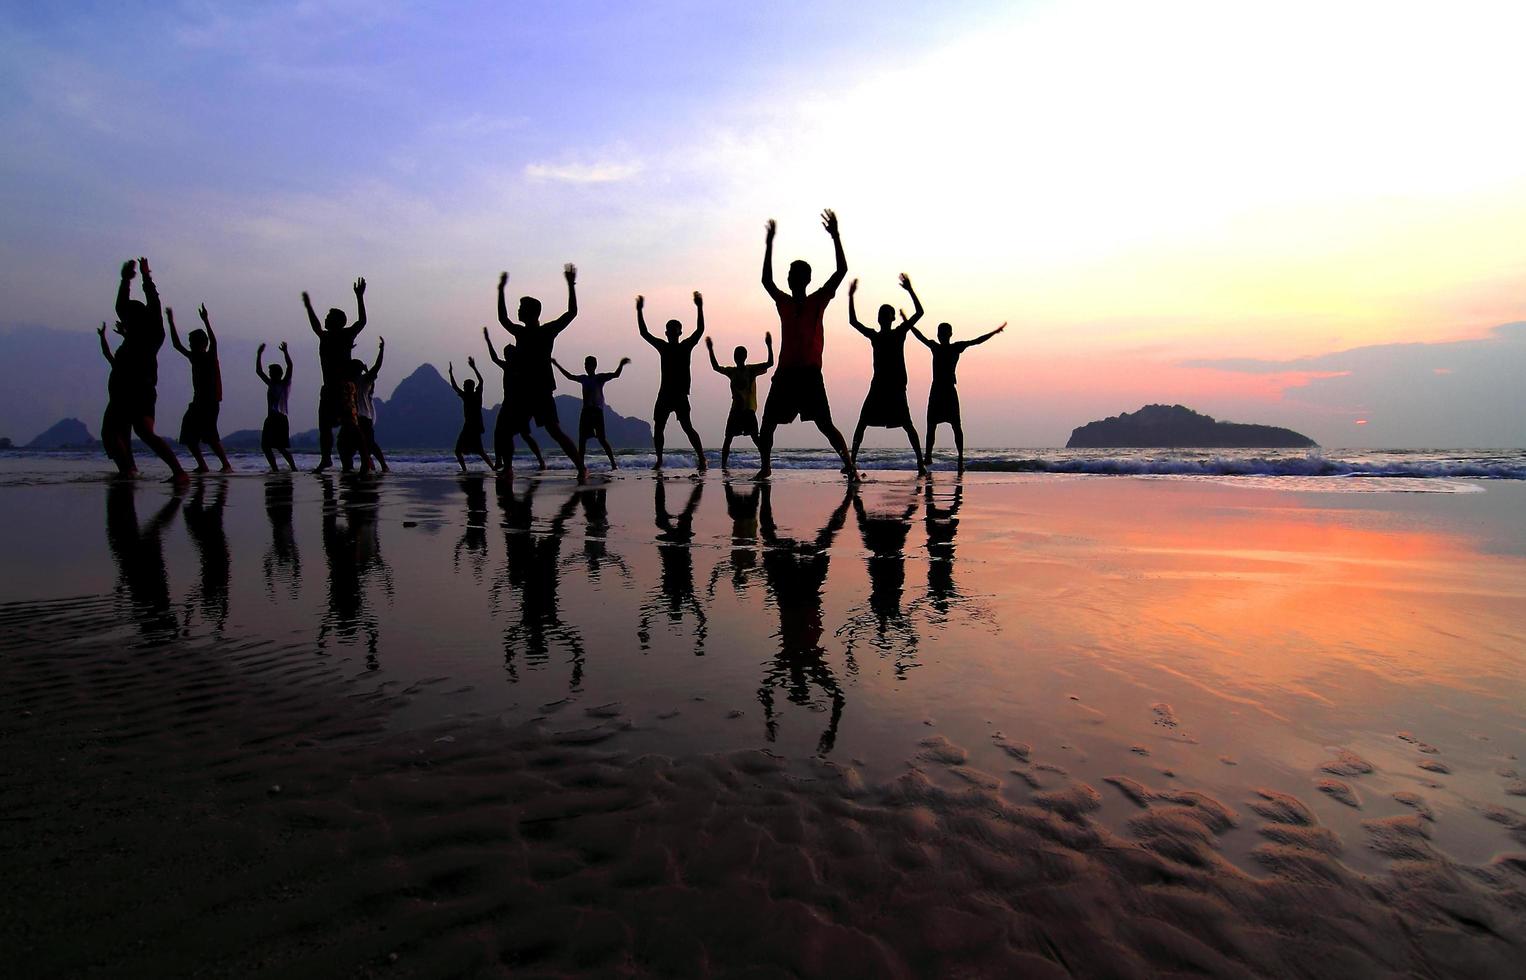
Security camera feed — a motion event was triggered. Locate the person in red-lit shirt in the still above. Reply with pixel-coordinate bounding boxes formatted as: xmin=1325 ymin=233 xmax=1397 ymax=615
xmin=756 ymin=209 xmax=854 ymax=480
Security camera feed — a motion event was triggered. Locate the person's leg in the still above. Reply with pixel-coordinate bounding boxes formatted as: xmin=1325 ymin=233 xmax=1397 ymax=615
xmin=210 ymin=437 xmax=232 ymax=471
xmin=676 ymin=405 xmax=706 ymax=470
xmin=188 ymin=440 xmax=209 ymax=472
xmin=756 ymin=419 xmax=776 ymax=479
xmin=456 ymin=431 xmax=468 ymax=472
xmin=498 ymin=432 xmax=516 ymax=478
xmin=315 ymin=389 xmax=335 ymax=471
xmin=652 ymin=404 xmax=670 ymax=469
xmin=263 ymin=438 xmax=278 ymax=472
xmin=577 ymin=414 xmax=593 ymax=464
xmin=543 ymin=421 xmax=586 ymax=480
xmin=903 ymin=422 xmax=927 ymax=475
xmin=816 ymin=417 xmax=853 ymax=475
xmin=524 ymin=431 xmax=546 ymax=470
xmin=598 ymin=428 xmax=617 ymax=469
xmin=850 ymin=411 xmax=869 ymax=471
xmin=721 ymin=430 xmax=734 ymax=470
xmin=134 ymin=415 xmax=188 ymax=482
xmin=924 ymin=413 xmax=938 ymax=467
xmin=282 ymin=449 xmax=297 ymax=471
xmin=953 ymin=418 xmax=966 ymax=473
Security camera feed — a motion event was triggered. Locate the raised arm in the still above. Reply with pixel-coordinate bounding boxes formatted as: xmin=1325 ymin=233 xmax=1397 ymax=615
xmin=608 ymin=356 xmax=630 ymax=379
xmin=551 ymin=358 xmax=580 ymax=383
xmin=138 ymin=257 xmax=163 ymax=329
xmin=482 ymin=326 xmax=505 ymax=366
xmin=705 ymin=336 xmax=723 ymax=373
xmin=198 ymin=304 xmax=217 ymax=354
xmin=687 ymin=291 xmax=706 ymax=346
xmin=98 ymin=322 xmax=115 ymax=365
xmin=547 ymin=263 xmax=577 ymax=332
xmin=821 ymin=210 xmax=847 ymax=293
xmin=167 ymin=308 xmax=191 ymax=357
xmin=495 ymin=272 xmax=522 ymax=335
xmin=468 ymin=356 xmax=483 ymax=388
xmin=280 ymin=341 xmax=293 ymax=380
xmin=302 ymin=291 xmax=322 ymax=337
xmin=255 ymin=342 xmax=269 ymax=382
xmin=762 ymin=331 xmax=775 ymax=370
xmin=846 ymin=279 xmax=872 ymax=338
xmin=447 ymin=362 xmax=461 ymax=394
xmin=350 ymin=277 xmax=368 ymax=336
xmin=898 ymin=273 xmax=924 ymax=330
xmin=962 ymin=322 xmax=1007 ymax=349
xmin=907 ymin=311 xmax=935 ymax=349
xmin=116 ymin=260 xmax=136 ymax=321
xmin=761 ymin=219 xmax=785 ymax=301
xmin=635 ymin=295 xmax=661 ymax=349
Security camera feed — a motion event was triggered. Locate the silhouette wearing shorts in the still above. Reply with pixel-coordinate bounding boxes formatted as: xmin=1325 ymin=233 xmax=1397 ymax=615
xmin=705 ymin=331 xmax=773 ymax=470
xmin=449 ymin=358 xmax=497 ymax=472
xmin=915 ymin=320 xmax=1006 ymax=472
xmin=495 ymin=266 xmax=587 ymax=481
xmin=255 ymin=341 xmax=297 ymax=472
xmin=482 ymin=327 xmax=546 ymax=472
xmin=848 ymin=274 xmax=927 ymax=475
xmin=553 ymin=354 xmax=630 ymax=470
xmin=637 ymin=291 xmax=707 ymax=470
xmin=169 ymin=304 xmax=232 ymax=472
xmin=303 ymin=276 xmax=367 ymax=473
xmin=757 ymin=211 xmax=853 ymax=479
xmin=105 ymin=258 xmax=188 ymax=483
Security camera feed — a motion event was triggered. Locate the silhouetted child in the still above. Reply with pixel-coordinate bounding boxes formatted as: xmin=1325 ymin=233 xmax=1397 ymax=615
xmin=482 ymin=327 xmax=547 ymax=473
xmin=449 ymin=359 xmax=496 ymax=472
xmin=112 ymin=257 xmax=187 ymax=483
xmin=303 ymin=277 xmax=367 ymax=472
xmin=848 ymin=274 xmax=926 ymax=475
xmin=637 ymin=291 xmax=708 ymax=470
xmin=333 ymin=372 xmax=371 ymax=475
xmin=495 ymin=266 xmax=587 ymax=481
xmin=98 ymin=320 xmax=135 ymax=475
xmin=553 ymin=354 xmax=630 ymax=470
xmin=169 ymin=304 xmax=232 ymax=472
xmin=915 ymin=319 xmax=1006 ymax=472
xmin=350 ymin=339 xmax=389 ymax=472
xmin=706 ymin=331 xmax=773 ymax=469
xmin=255 ymin=341 xmax=297 ymax=472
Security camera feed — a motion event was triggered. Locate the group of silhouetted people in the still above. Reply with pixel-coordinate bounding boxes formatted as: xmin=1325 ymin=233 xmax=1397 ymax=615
xmin=98 ymin=214 xmax=1004 ymax=482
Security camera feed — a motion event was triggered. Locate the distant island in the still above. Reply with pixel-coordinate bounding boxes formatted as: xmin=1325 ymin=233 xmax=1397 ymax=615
xmin=1067 ymin=404 xmax=1317 ymax=449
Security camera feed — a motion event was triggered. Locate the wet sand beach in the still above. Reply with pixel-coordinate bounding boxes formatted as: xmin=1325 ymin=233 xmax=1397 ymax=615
xmin=1 ymin=463 xmax=1523 ymax=977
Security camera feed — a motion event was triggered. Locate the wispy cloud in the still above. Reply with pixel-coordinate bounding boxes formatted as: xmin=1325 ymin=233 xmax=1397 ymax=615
xmin=524 ymin=160 xmax=641 ymax=184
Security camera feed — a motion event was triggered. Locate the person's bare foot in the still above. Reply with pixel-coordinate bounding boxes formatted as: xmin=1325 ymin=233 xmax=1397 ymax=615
xmin=219 ymin=464 xmax=233 ymax=473
xmin=753 ymin=467 xmax=771 ymax=481
xmin=313 ymin=460 xmax=331 ymax=473
xmin=168 ymin=470 xmax=190 ymax=486
xmin=194 ymin=463 xmax=210 ymax=474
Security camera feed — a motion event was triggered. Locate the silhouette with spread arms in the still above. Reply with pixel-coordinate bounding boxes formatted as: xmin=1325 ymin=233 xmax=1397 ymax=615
xmin=168 ymin=304 xmax=232 ymax=472
xmin=348 ymin=340 xmax=389 ymax=472
xmin=448 ymin=358 xmax=497 ymax=472
xmin=757 ymin=484 xmax=853 ymax=755
xmin=110 ymin=258 xmax=188 ymax=483
xmin=303 ymin=276 xmax=367 ymax=473
xmin=637 ymin=292 xmax=708 ymax=470
xmin=637 ymin=477 xmax=707 ymax=655
xmin=915 ymin=319 xmax=1006 ymax=473
xmin=706 ymin=331 xmax=773 ymax=470
xmin=552 ymin=353 xmax=630 ymax=470
xmin=495 ymin=266 xmax=587 ymax=481
xmin=756 ymin=211 xmax=854 ymax=479
xmin=482 ymin=326 xmax=546 ymax=473
xmin=847 ymin=275 xmax=927 ymax=475
xmin=255 ymin=341 xmax=297 ymax=471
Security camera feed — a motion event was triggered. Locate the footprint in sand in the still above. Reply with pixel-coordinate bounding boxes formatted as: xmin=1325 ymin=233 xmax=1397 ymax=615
xmin=1317 ymin=778 xmax=1362 ymax=809
xmin=1319 ymin=749 xmax=1375 ymax=777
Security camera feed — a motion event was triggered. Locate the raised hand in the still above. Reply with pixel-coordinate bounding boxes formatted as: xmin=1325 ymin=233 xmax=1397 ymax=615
xmin=765 ymin=331 xmax=773 ymax=346
xmin=258 ymin=342 xmax=267 ymax=355
xmin=301 ymin=290 xmax=312 ymax=306
xmin=693 ymin=290 xmax=703 ymax=307
xmin=704 ymin=336 xmax=714 ymax=348
xmin=165 ymin=307 xmax=177 ymax=329
xmin=820 ymin=209 xmax=838 ymax=236
xmin=899 ymin=308 xmax=909 ymax=322
xmin=498 ymin=271 xmax=509 ymax=290
xmin=635 ymin=294 xmax=645 ymax=311
xmin=98 ymin=321 xmax=108 ymax=338
xmin=765 ymin=218 xmax=777 ymax=242
xmin=995 ymin=322 xmax=1007 ymax=333
xmin=898 ymin=272 xmax=912 ymax=291
xmin=137 ymin=256 xmax=152 ymax=278
xmin=198 ymin=303 xmax=211 ymax=325
xmin=467 ymin=355 xmax=476 ymax=367
xmin=563 ymin=263 xmax=577 ymax=284
xmin=849 ymin=277 xmax=858 ymax=295
xmin=619 ymin=356 xmax=631 ymax=365
xmin=378 ymin=336 xmax=386 ymax=349
xmin=353 ymin=276 xmax=366 ymax=296
xmin=121 ymin=260 xmax=137 ymax=280
xmin=278 ymin=341 xmax=288 ymax=353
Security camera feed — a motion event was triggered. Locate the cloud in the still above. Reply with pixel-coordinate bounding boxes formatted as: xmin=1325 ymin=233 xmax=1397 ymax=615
xmin=524 ymin=160 xmax=642 ymax=184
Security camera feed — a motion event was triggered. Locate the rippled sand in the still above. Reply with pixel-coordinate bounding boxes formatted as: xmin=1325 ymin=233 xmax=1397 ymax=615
xmin=1 ymin=466 xmax=1523 ymax=976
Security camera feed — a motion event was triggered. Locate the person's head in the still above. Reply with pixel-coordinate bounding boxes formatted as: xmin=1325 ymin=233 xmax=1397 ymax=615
xmin=189 ymin=329 xmax=209 ymax=353
xmin=463 ymin=378 xmax=476 ymax=393
xmin=518 ymin=295 xmax=542 ymax=324
xmin=268 ymin=364 xmax=284 ymax=383
xmin=665 ymin=319 xmax=682 ymax=341
xmin=787 ymin=259 xmax=811 ymax=293
xmin=324 ymin=308 xmax=347 ymax=332
xmin=584 ymin=355 xmax=597 ymax=374
xmin=937 ymin=322 xmax=953 ymax=342
xmin=350 ymin=358 xmax=366 ymax=378
xmin=877 ymin=304 xmax=895 ymax=329
xmin=501 ymin=343 xmax=514 ymax=361
xmin=120 ymin=299 xmax=148 ymax=330
xmin=733 ymin=345 xmax=747 ymax=366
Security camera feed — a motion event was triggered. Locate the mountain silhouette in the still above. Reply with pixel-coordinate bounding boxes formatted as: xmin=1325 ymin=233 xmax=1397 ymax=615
xmin=26 ymin=417 xmax=99 ymax=449
xmin=1067 ymin=404 xmax=1317 ymax=449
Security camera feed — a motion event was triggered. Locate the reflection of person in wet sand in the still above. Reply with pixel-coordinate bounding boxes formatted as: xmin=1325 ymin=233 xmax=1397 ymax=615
xmin=848 ymin=275 xmax=927 ymax=475
xmin=453 ymin=473 xmax=490 ymax=581
xmin=843 ymin=488 xmax=920 ymax=675
xmin=182 ymin=480 xmax=231 ymax=632
xmin=638 ymin=478 xmax=707 ymax=654
xmin=757 ymin=484 xmax=853 ymax=754
xmin=482 ymin=327 xmax=547 ymax=473
xmin=637 ymin=292 xmax=708 ymax=470
xmin=914 ymin=320 xmax=1006 ymax=473
xmin=105 ymin=482 xmax=182 ymax=640
xmin=318 ymin=476 xmax=390 ymax=665
xmin=262 ymin=475 xmax=302 ymax=599
xmin=707 ymin=479 xmax=763 ymax=598
xmin=495 ymin=266 xmax=587 ymax=481
xmin=756 ymin=211 xmax=854 ymax=479
xmin=494 ymin=480 xmax=585 ymax=687
xmin=706 ymin=332 xmax=773 ymax=470
xmin=552 ymin=354 xmax=630 ymax=471
xmin=560 ymin=487 xmax=632 ymax=584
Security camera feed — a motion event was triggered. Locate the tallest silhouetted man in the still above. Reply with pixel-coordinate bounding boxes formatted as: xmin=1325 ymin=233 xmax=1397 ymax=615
xmin=756 ymin=210 xmax=854 ymax=480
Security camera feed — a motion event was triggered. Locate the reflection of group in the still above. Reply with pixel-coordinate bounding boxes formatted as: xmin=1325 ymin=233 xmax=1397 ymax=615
xmin=97 ymin=212 xmax=1006 ymax=483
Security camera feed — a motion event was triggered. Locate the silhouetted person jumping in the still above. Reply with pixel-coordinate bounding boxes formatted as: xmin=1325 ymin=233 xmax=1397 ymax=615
xmin=255 ymin=341 xmax=296 ymax=472
xmin=482 ymin=327 xmax=547 ymax=473
xmin=347 ymin=340 xmax=388 ymax=472
xmin=706 ymin=331 xmax=773 ymax=469
xmin=757 ymin=211 xmax=853 ymax=479
xmin=637 ymin=291 xmax=707 ymax=470
xmin=168 ymin=304 xmax=232 ymax=472
xmin=449 ymin=358 xmax=497 ymax=472
xmin=496 ymin=266 xmax=586 ymax=481
xmin=553 ymin=354 xmax=630 ymax=470
xmin=848 ymin=274 xmax=926 ymax=475
xmin=111 ymin=257 xmax=188 ymax=483
xmin=303 ymin=276 xmax=367 ymax=473
xmin=916 ymin=320 xmax=1006 ymax=473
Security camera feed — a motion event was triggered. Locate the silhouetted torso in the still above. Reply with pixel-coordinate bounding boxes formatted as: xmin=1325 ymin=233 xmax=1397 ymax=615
xmin=774 ymin=288 xmax=836 ymax=370
xmin=869 ymin=328 xmax=910 ymax=385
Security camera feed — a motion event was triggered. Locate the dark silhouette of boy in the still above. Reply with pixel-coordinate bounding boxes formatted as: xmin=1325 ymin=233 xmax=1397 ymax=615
xmin=169 ymin=304 xmax=232 ymax=472
xmin=706 ymin=331 xmax=773 ymax=470
xmin=482 ymin=327 xmax=546 ymax=473
xmin=449 ymin=358 xmax=497 ymax=472
xmin=637 ymin=291 xmax=707 ymax=470
xmin=255 ymin=341 xmax=296 ymax=472
xmin=303 ymin=276 xmax=367 ymax=473
xmin=495 ymin=266 xmax=586 ymax=481
xmin=848 ymin=274 xmax=926 ymax=475
xmin=553 ymin=354 xmax=630 ymax=470
xmin=915 ymin=320 xmax=1006 ymax=472
xmin=109 ymin=257 xmax=188 ymax=483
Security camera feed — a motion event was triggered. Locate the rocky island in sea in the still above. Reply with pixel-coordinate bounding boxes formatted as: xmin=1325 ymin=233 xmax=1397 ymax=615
xmin=1067 ymin=404 xmax=1317 ymax=449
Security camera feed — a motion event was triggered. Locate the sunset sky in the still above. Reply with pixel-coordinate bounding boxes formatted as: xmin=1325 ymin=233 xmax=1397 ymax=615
xmin=2 ymin=0 xmax=1524 ymax=446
